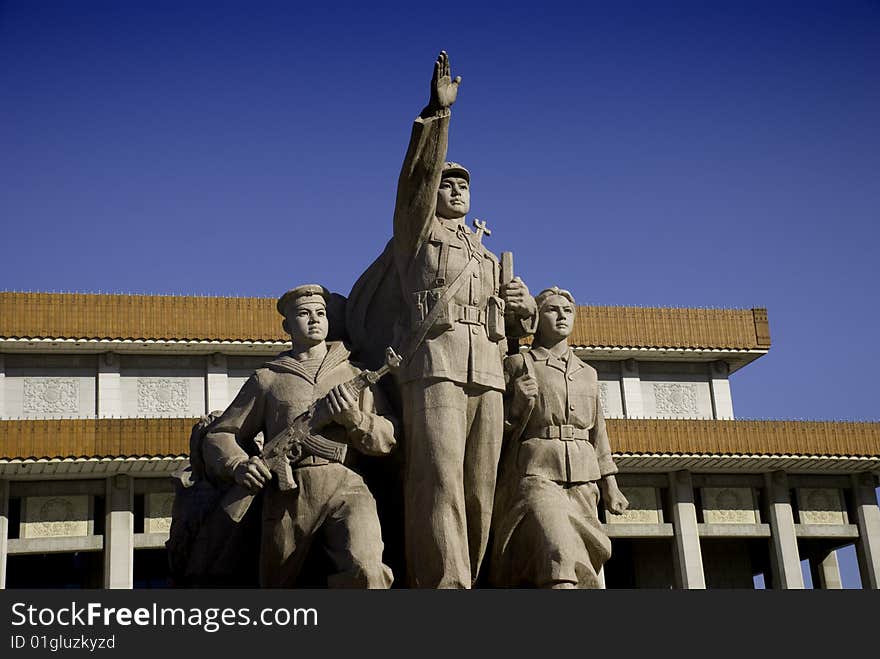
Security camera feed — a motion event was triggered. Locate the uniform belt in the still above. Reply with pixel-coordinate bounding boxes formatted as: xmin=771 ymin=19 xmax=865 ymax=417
xmin=299 ymin=433 xmax=347 ymax=463
xmin=536 ymin=425 xmax=590 ymax=441
xmin=453 ymin=303 xmax=486 ymax=326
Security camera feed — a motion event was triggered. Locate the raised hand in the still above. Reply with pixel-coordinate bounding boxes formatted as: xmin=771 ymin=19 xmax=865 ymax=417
xmin=423 ymin=50 xmax=461 ymax=116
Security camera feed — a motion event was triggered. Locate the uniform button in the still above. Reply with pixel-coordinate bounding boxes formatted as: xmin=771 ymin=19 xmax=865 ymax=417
xmin=568 ymin=375 xmax=575 ymax=381
xmin=472 ymin=327 xmax=479 ymax=335
xmin=472 ymin=271 xmax=479 ymax=278
xmin=569 ymin=404 xmax=576 ymax=411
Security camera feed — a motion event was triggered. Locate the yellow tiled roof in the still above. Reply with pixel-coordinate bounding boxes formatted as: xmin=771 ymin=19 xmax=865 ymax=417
xmin=1 ymin=417 xmax=876 ymax=461
xmin=0 ymin=292 xmax=771 ymax=351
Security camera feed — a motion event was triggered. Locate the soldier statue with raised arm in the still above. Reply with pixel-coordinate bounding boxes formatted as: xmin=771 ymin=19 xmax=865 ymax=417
xmin=348 ymin=52 xmax=538 ymax=588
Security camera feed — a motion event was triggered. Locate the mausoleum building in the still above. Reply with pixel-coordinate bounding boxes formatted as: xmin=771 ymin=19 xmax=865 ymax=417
xmin=0 ymin=292 xmax=878 ymax=588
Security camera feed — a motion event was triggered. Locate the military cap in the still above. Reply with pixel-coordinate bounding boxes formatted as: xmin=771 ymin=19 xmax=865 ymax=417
xmin=441 ymin=161 xmax=470 ymax=182
xmin=535 ymin=286 xmax=576 ymax=312
xmin=276 ymin=284 xmax=330 ymax=316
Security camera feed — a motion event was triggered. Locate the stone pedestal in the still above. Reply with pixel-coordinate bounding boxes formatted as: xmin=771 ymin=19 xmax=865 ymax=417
xmin=103 ymin=475 xmax=133 ymax=589
xmin=669 ymin=470 xmax=705 ymax=589
xmin=764 ymin=471 xmax=804 ymax=589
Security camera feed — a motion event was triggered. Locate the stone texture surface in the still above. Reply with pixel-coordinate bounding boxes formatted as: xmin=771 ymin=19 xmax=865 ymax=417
xmin=605 ymin=486 xmax=661 ymax=524
xmin=20 ymin=495 xmax=89 ymax=538
xmin=97 ymin=352 xmax=121 ymax=417
xmin=144 ymin=492 xmax=174 ymax=534
xmin=701 ymin=487 xmax=757 ymax=524
xmin=709 ymin=361 xmax=734 ymax=419
xmin=120 ymin=356 xmax=205 ymax=418
xmin=797 ymin=488 xmax=846 ymax=525
xmin=187 ymin=285 xmax=396 ymax=588
xmin=344 ymin=52 xmax=539 ymax=589
xmin=599 ymin=379 xmax=625 ymax=418
xmin=669 ymin=470 xmax=706 ymax=589
xmin=0 ymin=479 xmax=8 ymax=588
xmin=641 ymin=379 xmax=713 ymax=419
xmin=104 ymin=475 xmax=133 ymax=589
xmin=206 ymin=353 xmax=229 ymax=412
xmin=620 ymin=359 xmax=644 ymax=417
xmin=816 ymin=551 xmax=843 ymax=589
xmin=851 ymin=474 xmax=880 ymax=588
xmin=764 ymin=471 xmax=805 ymax=588
xmin=490 ymin=287 xmax=626 ymax=588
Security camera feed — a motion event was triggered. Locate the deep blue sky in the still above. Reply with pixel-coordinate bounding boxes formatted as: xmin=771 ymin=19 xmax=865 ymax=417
xmin=1 ymin=1 xmax=878 ymax=584
xmin=3 ymin=1 xmax=878 ymax=416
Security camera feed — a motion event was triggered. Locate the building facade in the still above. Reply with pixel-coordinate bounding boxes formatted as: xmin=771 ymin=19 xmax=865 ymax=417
xmin=0 ymin=292 xmax=878 ymax=588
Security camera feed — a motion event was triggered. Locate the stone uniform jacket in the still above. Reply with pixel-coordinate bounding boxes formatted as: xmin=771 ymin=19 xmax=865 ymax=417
xmin=504 ymin=346 xmax=618 ymax=484
xmin=202 ymin=341 xmax=396 ymax=482
xmin=392 ymin=110 xmax=533 ymax=391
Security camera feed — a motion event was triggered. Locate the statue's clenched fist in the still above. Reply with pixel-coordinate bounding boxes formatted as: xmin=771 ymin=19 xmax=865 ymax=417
xmin=501 ymin=277 xmax=536 ymax=319
xmin=512 ymin=373 xmax=539 ymax=418
xmin=326 ymin=382 xmax=363 ymax=430
xmin=601 ymin=477 xmax=630 ymax=516
xmin=354 ymin=429 xmax=397 ymax=457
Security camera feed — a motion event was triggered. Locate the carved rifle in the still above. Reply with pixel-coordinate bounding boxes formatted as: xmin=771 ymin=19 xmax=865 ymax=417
xmin=220 ymin=347 xmax=402 ymax=523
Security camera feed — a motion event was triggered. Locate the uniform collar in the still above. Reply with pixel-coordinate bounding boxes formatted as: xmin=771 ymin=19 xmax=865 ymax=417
xmin=528 ymin=344 xmax=583 ymax=374
xmin=436 ymin=217 xmax=471 ymax=234
xmin=265 ymin=341 xmax=352 ymax=383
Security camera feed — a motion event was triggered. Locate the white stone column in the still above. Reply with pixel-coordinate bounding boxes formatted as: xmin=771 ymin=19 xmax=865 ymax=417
xmin=206 ymin=353 xmax=229 ymax=413
xmin=97 ymin=353 xmax=121 ymax=417
xmin=669 ymin=470 xmax=705 ymax=589
xmin=708 ymin=361 xmax=734 ymax=419
xmin=814 ymin=551 xmax=843 ymax=589
xmin=764 ymin=471 xmax=804 ymax=589
xmin=621 ymin=359 xmax=644 ymax=418
xmin=0 ymin=354 xmax=6 ymax=418
xmin=0 ymin=479 xmax=9 ymax=589
xmin=851 ymin=473 xmax=880 ymax=589
xmin=103 ymin=474 xmax=134 ymax=589
xmin=597 ymin=565 xmax=606 ymax=589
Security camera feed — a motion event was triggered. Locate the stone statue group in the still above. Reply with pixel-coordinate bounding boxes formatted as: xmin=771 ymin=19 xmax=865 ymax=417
xmin=168 ymin=52 xmax=628 ymax=589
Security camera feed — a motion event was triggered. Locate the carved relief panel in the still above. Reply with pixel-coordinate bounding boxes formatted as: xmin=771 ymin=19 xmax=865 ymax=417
xmin=144 ymin=492 xmax=175 ymax=534
xmin=701 ymin=487 xmax=758 ymax=524
xmin=797 ymin=488 xmax=847 ymax=525
xmin=22 ymin=378 xmax=80 ymax=414
xmin=639 ymin=380 xmax=714 ymax=419
xmin=20 ymin=495 xmax=90 ymax=538
xmin=119 ymin=355 xmax=206 ymax=417
xmin=137 ymin=378 xmax=190 ymax=415
xmin=597 ymin=380 xmax=625 ymax=418
xmin=4 ymin=355 xmax=97 ymax=419
xmin=653 ymin=383 xmax=698 ymax=416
